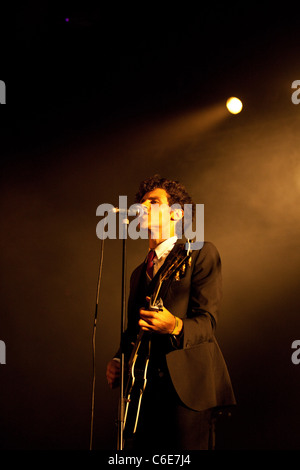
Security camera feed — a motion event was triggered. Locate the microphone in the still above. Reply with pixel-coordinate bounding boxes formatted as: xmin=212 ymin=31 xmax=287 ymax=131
xmin=113 ymin=205 xmax=145 ymax=216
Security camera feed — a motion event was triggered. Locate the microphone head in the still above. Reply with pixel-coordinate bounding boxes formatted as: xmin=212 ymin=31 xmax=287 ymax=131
xmin=113 ymin=205 xmax=145 ymax=216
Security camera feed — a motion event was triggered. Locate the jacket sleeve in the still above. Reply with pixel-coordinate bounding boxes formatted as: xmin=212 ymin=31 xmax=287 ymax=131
xmin=182 ymin=241 xmax=222 ymax=348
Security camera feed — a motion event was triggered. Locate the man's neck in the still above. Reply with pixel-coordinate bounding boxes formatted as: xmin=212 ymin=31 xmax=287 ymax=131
xmin=149 ymin=226 xmax=176 ymax=249
xmin=149 ymin=238 xmax=166 ymax=249
xmin=149 ymin=235 xmax=178 ymax=250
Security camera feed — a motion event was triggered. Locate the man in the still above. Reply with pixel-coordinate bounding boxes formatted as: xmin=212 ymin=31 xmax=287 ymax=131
xmin=106 ymin=175 xmax=236 ymax=450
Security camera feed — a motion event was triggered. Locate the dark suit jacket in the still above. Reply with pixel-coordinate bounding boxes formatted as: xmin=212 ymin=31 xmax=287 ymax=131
xmin=122 ymin=241 xmax=236 ymax=412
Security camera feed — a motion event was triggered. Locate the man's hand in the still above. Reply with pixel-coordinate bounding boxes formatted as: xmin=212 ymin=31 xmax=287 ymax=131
xmin=139 ymin=296 xmax=183 ymax=335
xmin=106 ymin=359 xmax=120 ymax=389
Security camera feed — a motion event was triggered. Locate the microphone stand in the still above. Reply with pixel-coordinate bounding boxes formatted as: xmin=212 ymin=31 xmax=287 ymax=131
xmin=117 ymin=217 xmax=129 ymax=450
xmin=89 ymin=236 xmax=105 ymax=451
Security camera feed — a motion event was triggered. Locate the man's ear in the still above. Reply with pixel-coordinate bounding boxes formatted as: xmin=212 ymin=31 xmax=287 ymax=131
xmin=170 ymin=208 xmax=184 ymax=221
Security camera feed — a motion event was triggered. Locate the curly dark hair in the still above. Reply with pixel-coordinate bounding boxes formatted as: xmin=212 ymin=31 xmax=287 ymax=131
xmin=135 ymin=175 xmax=195 ymax=234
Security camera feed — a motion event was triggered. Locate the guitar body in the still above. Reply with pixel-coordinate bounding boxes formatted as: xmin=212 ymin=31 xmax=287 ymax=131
xmin=121 ymin=244 xmax=192 ymax=447
xmin=123 ymin=296 xmax=162 ymax=440
xmin=123 ymin=330 xmax=151 ymax=440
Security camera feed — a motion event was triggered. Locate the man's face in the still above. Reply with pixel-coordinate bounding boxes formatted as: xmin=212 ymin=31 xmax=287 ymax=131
xmin=139 ymin=188 xmax=173 ymax=239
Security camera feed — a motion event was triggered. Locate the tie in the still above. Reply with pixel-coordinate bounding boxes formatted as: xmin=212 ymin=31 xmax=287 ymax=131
xmin=146 ymin=249 xmax=156 ymax=279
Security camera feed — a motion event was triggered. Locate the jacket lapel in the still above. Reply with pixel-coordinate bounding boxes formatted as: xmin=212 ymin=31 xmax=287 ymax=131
xmin=147 ymin=242 xmax=186 ymax=298
xmin=129 ymin=242 xmax=187 ymax=306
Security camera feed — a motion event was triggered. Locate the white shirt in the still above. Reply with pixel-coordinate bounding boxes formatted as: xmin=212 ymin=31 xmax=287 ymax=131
xmin=147 ymin=236 xmax=178 ymax=279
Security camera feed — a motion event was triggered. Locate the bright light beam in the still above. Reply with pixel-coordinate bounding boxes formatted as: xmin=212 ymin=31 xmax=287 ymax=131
xmin=226 ymin=97 xmax=243 ymax=114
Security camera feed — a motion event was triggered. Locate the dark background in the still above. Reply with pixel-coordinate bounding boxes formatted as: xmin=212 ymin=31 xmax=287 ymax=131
xmin=1 ymin=2 xmax=300 ymax=451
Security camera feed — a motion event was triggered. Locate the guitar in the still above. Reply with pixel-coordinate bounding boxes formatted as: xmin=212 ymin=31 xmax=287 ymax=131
xmin=122 ymin=243 xmax=192 ymax=446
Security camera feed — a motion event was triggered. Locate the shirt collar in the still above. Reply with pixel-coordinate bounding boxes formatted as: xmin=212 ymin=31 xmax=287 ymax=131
xmin=152 ymin=236 xmax=178 ymax=260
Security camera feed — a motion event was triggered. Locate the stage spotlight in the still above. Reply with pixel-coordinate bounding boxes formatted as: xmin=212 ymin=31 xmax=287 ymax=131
xmin=226 ymin=97 xmax=243 ymax=114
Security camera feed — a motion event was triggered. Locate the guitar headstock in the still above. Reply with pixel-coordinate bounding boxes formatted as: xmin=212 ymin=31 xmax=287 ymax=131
xmin=151 ymin=241 xmax=193 ymax=306
xmin=160 ymin=245 xmax=192 ymax=283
